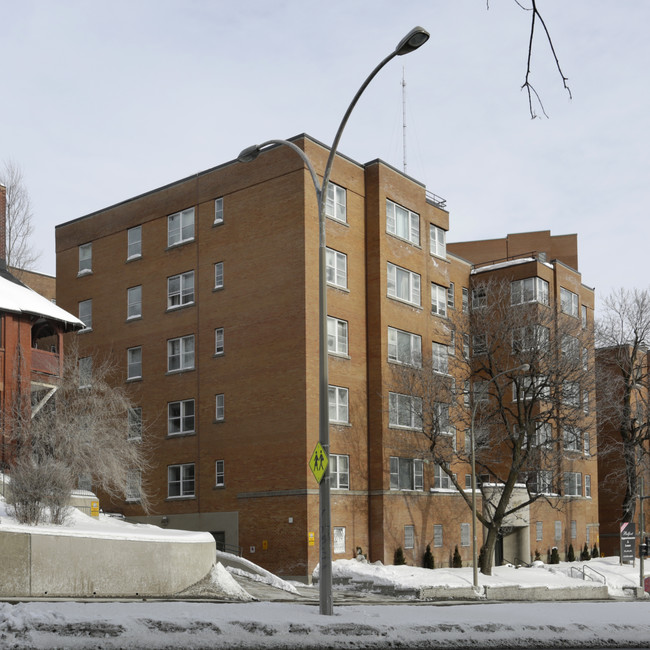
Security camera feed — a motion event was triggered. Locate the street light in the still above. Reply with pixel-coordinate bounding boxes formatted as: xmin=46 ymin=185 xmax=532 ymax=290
xmin=470 ymin=363 xmax=529 ymax=591
xmin=237 ymin=26 xmax=429 ymax=616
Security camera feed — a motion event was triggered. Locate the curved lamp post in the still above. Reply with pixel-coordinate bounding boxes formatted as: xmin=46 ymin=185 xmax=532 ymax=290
xmin=470 ymin=363 xmax=529 ymax=591
xmin=238 ymin=26 xmax=429 ymax=616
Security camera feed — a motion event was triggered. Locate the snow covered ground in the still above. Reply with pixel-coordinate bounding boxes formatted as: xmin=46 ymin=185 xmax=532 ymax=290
xmin=2 ymin=497 xmax=650 ymax=648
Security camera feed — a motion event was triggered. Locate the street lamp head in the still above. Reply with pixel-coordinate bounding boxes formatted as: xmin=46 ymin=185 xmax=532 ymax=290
xmin=519 ymin=363 xmax=531 ymax=372
xmin=395 ymin=26 xmax=430 ymax=56
xmin=237 ymin=144 xmax=262 ymax=164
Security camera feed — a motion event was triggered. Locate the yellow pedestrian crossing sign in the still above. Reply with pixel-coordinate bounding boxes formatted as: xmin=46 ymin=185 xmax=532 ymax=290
xmin=309 ymin=442 xmax=328 ymax=484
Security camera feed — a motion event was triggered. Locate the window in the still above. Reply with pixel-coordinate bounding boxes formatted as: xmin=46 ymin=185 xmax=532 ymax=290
xmin=126 ymin=470 xmax=142 ymax=501
xmin=434 ymin=402 xmax=452 ymax=436
xmin=328 ymin=386 xmax=349 ymax=423
xmin=564 ymin=472 xmax=582 ymax=496
xmin=78 ymin=299 xmax=92 ymax=330
xmin=561 ymin=287 xmax=579 ymax=317
xmin=434 ymin=463 xmax=452 ymax=489
xmin=389 ymin=392 xmax=422 ymax=429
xmin=582 ymin=348 xmax=589 ymax=372
xmin=432 ymin=342 xmax=449 ymax=374
xmin=465 ymin=473 xmax=472 ymax=489
xmin=214 ymin=262 xmax=224 ymax=289
xmin=167 ymin=207 xmax=195 ymax=246
xmin=532 ymin=470 xmax=553 ymax=494
xmin=471 ymin=286 xmax=487 ymax=310
xmin=431 ymin=283 xmax=447 ymax=317
xmin=571 ymin=520 xmax=577 ymax=539
xmin=583 ymin=390 xmax=590 ymax=415
xmin=404 ymin=525 xmax=415 ymax=550
xmin=447 ymin=282 xmax=455 ymax=309
xmin=78 ymin=243 xmax=92 ymax=274
xmin=127 ymin=347 xmax=142 ymax=380
xmin=390 ymin=457 xmax=424 ymax=490
xmin=388 ymin=327 xmax=421 ymax=366
xmin=128 ymin=407 xmax=142 ymax=440
xmin=473 ymin=380 xmax=490 ymax=405
xmin=461 ymin=523 xmax=470 ymax=547
xmin=325 ymin=182 xmax=346 ymax=222
xmin=562 ymin=335 xmax=580 ymax=363
xmin=127 ymin=285 xmax=142 ymax=320
xmin=581 ymin=304 xmax=588 ymax=329
xmin=512 ymin=325 xmax=549 ymax=353
xmin=430 ymin=224 xmax=446 ymax=258
xmin=563 ymin=381 xmax=580 ymax=406
xmin=555 ymin=520 xmax=562 ymax=541
xmin=472 ymin=334 xmax=487 ymax=356
xmin=514 ymin=375 xmax=549 ymax=401
xmin=462 ymin=287 xmax=469 ymax=313
xmin=449 ymin=330 xmax=456 ymax=355
xmin=563 ymin=427 xmax=581 ymax=451
xmin=326 ymin=248 xmax=347 ymax=289
xmin=583 ymin=431 xmax=591 ymax=455
xmin=79 ymin=356 xmax=92 ymax=388
xmin=327 ymin=317 xmax=348 ymax=356
xmin=215 ymin=394 xmax=225 ymax=421
xmin=330 ymin=454 xmax=350 ymax=489
xmin=168 ymin=399 xmax=195 ymax=435
xmin=333 ymin=526 xmax=346 ymax=554
xmin=168 ymin=463 xmax=195 ymax=498
xmin=215 ymin=328 xmax=224 ymax=355
xmin=127 ymin=226 xmax=142 ymax=260
xmin=215 ymin=460 xmax=225 ymax=487
xmin=168 ymin=271 xmax=194 ymax=309
xmin=463 ymin=382 xmax=471 ymax=408
xmin=386 ymin=198 xmax=419 ymax=245
xmin=511 ymin=277 xmax=549 ymax=306
xmin=387 ymin=262 xmax=420 ymax=306
xmin=463 ymin=334 xmax=470 ymax=360
xmin=434 ymin=524 xmax=443 ymax=547
xmin=536 ymin=521 xmax=543 ymax=542
xmin=214 ymin=197 xmax=224 ymax=225
xmin=533 ymin=422 xmax=552 ymax=447
xmin=168 ymin=335 xmax=195 ymax=372
xmin=585 ymin=474 xmax=591 ymax=497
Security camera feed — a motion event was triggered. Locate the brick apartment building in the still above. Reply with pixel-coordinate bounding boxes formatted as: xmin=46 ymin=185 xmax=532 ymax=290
xmin=54 ymin=135 xmax=599 ymax=578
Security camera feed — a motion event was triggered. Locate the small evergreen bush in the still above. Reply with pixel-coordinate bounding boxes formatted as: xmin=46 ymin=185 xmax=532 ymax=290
xmin=567 ymin=543 xmax=576 ymax=562
xmin=452 ymin=545 xmax=463 ymax=568
xmin=394 ymin=546 xmax=406 ymax=565
xmin=591 ymin=544 xmax=600 ymax=559
xmin=550 ymin=547 xmax=560 ymax=564
xmin=423 ymin=544 xmax=435 ymax=569
xmin=580 ymin=543 xmax=591 ymax=561
xmin=534 ymin=549 xmax=542 ymax=562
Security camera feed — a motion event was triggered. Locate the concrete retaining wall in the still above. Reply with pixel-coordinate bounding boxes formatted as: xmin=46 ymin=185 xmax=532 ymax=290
xmin=0 ymin=529 xmax=215 ymax=597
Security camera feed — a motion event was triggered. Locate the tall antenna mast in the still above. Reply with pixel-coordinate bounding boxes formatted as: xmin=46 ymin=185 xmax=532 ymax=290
xmin=402 ymin=66 xmax=407 ymax=173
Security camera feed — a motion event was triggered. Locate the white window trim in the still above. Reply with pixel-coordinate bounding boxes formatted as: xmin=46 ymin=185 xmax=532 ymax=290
xmin=167 ymin=271 xmax=195 ymax=310
xmin=387 ymin=262 xmax=420 ymax=306
xmin=389 ymin=392 xmax=422 ymax=430
xmin=386 ymin=198 xmax=420 ymax=246
xmin=128 ymin=407 xmax=143 ymax=441
xmin=126 ymin=347 xmax=142 ymax=381
xmin=327 ymin=316 xmax=349 ymax=357
xmin=214 ymin=262 xmax=224 ymax=290
xmin=325 ymin=182 xmax=347 ymax=223
xmin=168 ymin=399 xmax=195 ymax=436
xmin=215 ymin=327 xmax=225 ymax=356
xmin=167 ymin=207 xmax=195 ymax=247
xmin=387 ymin=326 xmax=422 ymax=367
xmin=215 ymin=393 xmax=225 ymax=421
xmin=127 ymin=226 xmax=142 ymax=261
xmin=168 ymin=463 xmax=195 ymax=498
xmin=214 ymin=197 xmax=224 ymax=225
xmin=330 ymin=454 xmax=350 ymax=490
xmin=127 ymin=285 xmax=142 ymax=320
xmin=431 ymin=283 xmax=447 ymax=318
xmin=167 ymin=335 xmax=195 ymax=373
xmin=328 ymin=385 xmax=349 ymax=424
xmin=78 ymin=299 xmax=92 ymax=332
xmin=430 ymin=224 xmax=446 ymax=259
xmin=326 ymin=248 xmax=347 ymax=289
xmin=215 ymin=460 xmax=225 ymax=487
xmin=78 ymin=242 xmax=92 ymax=275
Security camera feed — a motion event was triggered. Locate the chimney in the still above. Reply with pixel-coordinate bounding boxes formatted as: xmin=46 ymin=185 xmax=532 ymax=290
xmin=0 ymin=183 xmax=6 ymax=270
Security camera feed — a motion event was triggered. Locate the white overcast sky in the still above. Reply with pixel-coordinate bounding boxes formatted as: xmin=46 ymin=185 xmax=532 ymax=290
xmin=1 ymin=1 xmax=648 ymax=305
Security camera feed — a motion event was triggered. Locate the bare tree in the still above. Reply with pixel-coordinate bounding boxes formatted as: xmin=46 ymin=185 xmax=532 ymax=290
xmin=0 ymin=160 xmax=40 ymax=270
xmin=595 ymin=288 xmax=650 ymax=525
xmin=391 ymin=277 xmax=594 ymax=574
xmin=6 ymin=343 xmax=151 ymax=524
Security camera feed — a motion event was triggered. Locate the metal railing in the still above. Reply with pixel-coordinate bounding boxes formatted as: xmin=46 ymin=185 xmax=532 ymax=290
xmin=425 ymin=190 xmax=447 ymax=209
xmin=569 ymin=564 xmax=607 ymax=585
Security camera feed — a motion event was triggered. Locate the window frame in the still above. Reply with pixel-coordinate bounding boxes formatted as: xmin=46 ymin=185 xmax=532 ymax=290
xmin=431 ymin=283 xmax=447 ymax=317
xmin=404 ymin=525 xmax=415 ymax=550
xmin=389 ymin=392 xmax=422 ymax=430
xmin=386 ymin=198 xmax=419 ymax=246
xmin=432 ymin=341 xmax=449 ymax=374
xmin=215 ymin=393 xmax=225 ymax=421
xmin=560 ymin=287 xmax=579 ymax=317
xmin=387 ymin=262 xmax=420 ymax=306
xmin=330 ymin=454 xmax=350 ymax=490
xmin=327 ymin=317 xmax=349 ymax=356
xmin=389 ymin=456 xmax=424 ymax=491
xmin=167 ymin=207 xmax=195 ymax=247
xmin=126 ymin=285 xmax=142 ymax=320
xmin=461 ymin=522 xmax=470 ymax=547
xmin=326 ymin=248 xmax=347 ymax=289
xmin=78 ymin=299 xmax=92 ymax=331
xmin=433 ymin=524 xmax=443 ymax=548
xmin=430 ymin=224 xmax=446 ymax=258
xmin=167 ymin=271 xmax=195 ymax=309
xmin=510 ymin=277 xmax=550 ymax=306
xmin=168 ymin=399 xmax=195 ymax=436
xmin=128 ymin=407 xmax=143 ymax=440
xmin=215 ymin=327 xmax=224 ymax=355
xmin=328 ymin=385 xmax=349 ymax=424
xmin=214 ymin=262 xmax=224 ymax=290
xmin=564 ymin=471 xmax=582 ymax=497
xmin=78 ymin=243 xmax=92 ymax=275
xmin=215 ymin=460 xmax=225 ymax=487
xmin=126 ymin=469 xmax=142 ymax=502
xmin=387 ymin=326 xmax=422 ymax=367
xmin=325 ymin=182 xmax=347 ymax=223
xmin=127 ymin=226 xmax=142 ymax=260
xmin=433 ymin=463 xmax=452 ymax=490
xmin=167 ymin=334 xmax=195 ymax=373
xmin=168 ymin=463 xmax=195 ymax=498
xmin=214 ymin=197 xmax=224 ymax=225
xmin=126 ymin=347 xmax=142 ymax=381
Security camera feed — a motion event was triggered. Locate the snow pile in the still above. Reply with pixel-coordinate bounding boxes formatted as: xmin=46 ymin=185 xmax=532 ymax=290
xmin=176 ymin=563 xmax=254 ymax=601
xmin=221 ymin=552 xmax=299 ymax=595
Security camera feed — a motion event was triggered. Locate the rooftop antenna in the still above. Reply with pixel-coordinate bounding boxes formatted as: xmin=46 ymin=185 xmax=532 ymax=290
xmin=402 ymin=66 xmax=407 ymax=173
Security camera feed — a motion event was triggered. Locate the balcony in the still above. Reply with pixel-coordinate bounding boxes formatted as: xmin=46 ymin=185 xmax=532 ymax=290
xmin=31 ymin=348 xmax=60 ymax=376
